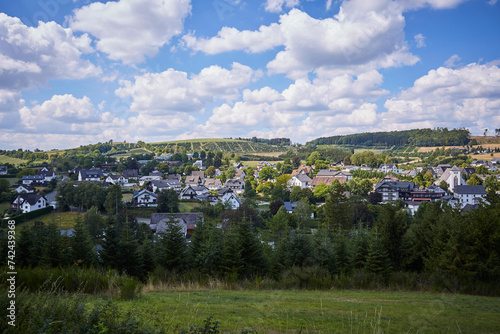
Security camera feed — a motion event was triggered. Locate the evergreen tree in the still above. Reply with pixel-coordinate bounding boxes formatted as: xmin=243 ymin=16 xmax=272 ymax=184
xmin=139 ymin=238 xmax=156 ymax=279
xmin=84 ymin=206 xmax=105 ymax=241
xmin=118 ymin=224 xmax=142 ymax=278
xmin=236 ymin=220 xmax=266 ymax=278
xmin=366 ymin=228 xmax=392 ymax=274
xmin=100 ymin=220 xmax=121 ymax=269
xmin=157 ymin=189 xmax=180 ymax=213
xmin=104 ymin=184 xmax=123 ymax=215
xmin=41 ymin=222 xmax=64 ymax=267
xmin=333 ymin=233 xmax=351 ymax=273
xmin=70 ymin=217 xmax=95 ymax=266
xmin=313 ymin=229 xmax=338 ymax=274
xmin=156 ymin=220 xmax=187 ymax=272
xmin=322 ymin=181 xmax=352 ymax=231
xmin=375 ymin=204 xmax=408 ymax=270
xmin=221 ymin=226 xmax=243 ymax=277
xmin=288 ymin=233 xmax=315 ymax=267
xmin=351 ymin=228 xmax=369 ymax=269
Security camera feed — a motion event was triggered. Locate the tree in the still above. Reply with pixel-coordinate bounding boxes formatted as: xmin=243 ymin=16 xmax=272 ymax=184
xmin=83 ymin=206 xmax=105 ymax=241
xmin=157 ymin=188 xmax=179 ymax=213
xmin=375 ymin=204 xmax=408 ymax=270
xmin=206 ymin=166 xmax=216 ymax=178
xmin=269 ymin=200 xmax=284 ymax=215
xmin=0 ymin=178 xmax=10 ymax=194
xmin=306 ymin=151 xmax=322 ymax=166
xmin=292 ymin=156 xmax=301 ymax=168
xmin=156 ymin=221 xmax=187 ymax=272
xmin=294 ymin=197 xmax=314 ymax=230
xmin=104 ymin=184 xmax=123 ymax=215
xmin=484 ymin=175 xmax=499 ymax=194
xmin=244 ymin=179 xmax=256 ymax=198
xmin=467 ymin=173 xmax=483 ymax=186
xmin=366 ymin=228 xmax=392 ymax=274
xmin=322 ymin=182 xmax=351 ymax=231
xmin=266 ymin=206 xmax=291 ymax=238
xmin=259 ymin=167 xmax=278 ymax=181
xmin=439 ymin=180 xmax=449 ymax=193
xmin=70 ymin=217 xmax=95 ymax=266
xmin=100 ymin=220 xmax=121 ymax=270
xmin=118 ymin=224 xmax=142 ymax=278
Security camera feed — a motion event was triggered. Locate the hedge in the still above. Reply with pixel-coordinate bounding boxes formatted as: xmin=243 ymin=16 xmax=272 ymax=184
xmin=9 ymin=206 xmax=53 ymax=224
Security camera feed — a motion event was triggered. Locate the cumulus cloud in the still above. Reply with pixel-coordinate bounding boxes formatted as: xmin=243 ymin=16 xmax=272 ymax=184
xmin=18 ymin=94 xmax=125 ymax=135
xmin=70 ymin=0 xmax=191 ymax=64
xmin=182 ymin=23 xmax=284 ymax=54
xmin=382 ymin=62 xmax=500 ymax=134
xmin=0 ymin=13 xmax=101 ymax=91
xmin=115 ymin=62 xmax=260 ymax=115
xmin=444 ymin=54 xmax=461 ymax=67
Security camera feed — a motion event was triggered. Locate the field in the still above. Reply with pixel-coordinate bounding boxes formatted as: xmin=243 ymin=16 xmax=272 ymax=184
xmin=179 ymin=201 xmax=202 ymax=212
xmin=245 ymin=160 xmax=284 ymax=168
xmin=470 ymin=136 xmax=500 ymax=144
xmin=0 ymin=155 xmax=27 ymax=165
xmin=104 ymin=289 xmax=500 ymax=333
xmin=150 ymin=138 xmax=288 ymax=154
xmin=15 ymin=211 xmax=81 ymax=229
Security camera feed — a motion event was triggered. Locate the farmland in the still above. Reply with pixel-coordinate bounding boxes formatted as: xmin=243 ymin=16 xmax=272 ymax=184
xmin=150 ymin=138 xmax=289 ymax=154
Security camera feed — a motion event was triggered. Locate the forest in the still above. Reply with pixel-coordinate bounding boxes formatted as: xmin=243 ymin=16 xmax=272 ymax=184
xmin=307 ymin=128 xmax=471 ymax=147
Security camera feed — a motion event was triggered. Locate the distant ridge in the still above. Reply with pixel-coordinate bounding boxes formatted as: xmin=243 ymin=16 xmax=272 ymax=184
xmin=306 ymin=128 xmax=470 ymax=147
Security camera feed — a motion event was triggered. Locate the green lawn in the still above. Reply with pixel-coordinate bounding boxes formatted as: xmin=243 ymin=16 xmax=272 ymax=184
xmin=107 ymin=289 xmax=500 ymax=333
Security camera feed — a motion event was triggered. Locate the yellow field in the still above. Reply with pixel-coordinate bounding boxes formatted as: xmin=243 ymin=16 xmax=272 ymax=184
xmin=245 ymin=160 xmax=284 ymax=168
xmin=418 ymin=143 xmax=500 ymax=154
xmin=471 ymin=153 xmax=500 ymax=160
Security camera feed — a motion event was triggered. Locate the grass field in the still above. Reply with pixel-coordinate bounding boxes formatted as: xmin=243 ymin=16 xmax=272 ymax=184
xmin=104 ymin=289 xmax=500 ymax=333
xmin=16 ymin=211 xmax=81 ymax=229
xmin=179 ymin=201 xmax=202 ymax=213
xmin=152 ymin=138 xmax=249 ymax=144
xmin=0 ymin=155 xmax=27 ymax=165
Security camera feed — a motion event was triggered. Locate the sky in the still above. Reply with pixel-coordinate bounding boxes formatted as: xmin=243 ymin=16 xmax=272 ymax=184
xmin=0 ymin=0 xmax=499 ymax=150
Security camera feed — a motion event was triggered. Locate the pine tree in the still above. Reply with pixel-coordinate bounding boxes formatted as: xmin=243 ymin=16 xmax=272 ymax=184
xmin=333 ymin=233 xmax=351 ymax=273
xmin=70 ymin=217 xmax=95 ymax=266
xmin=100 ymin=220 xmax=121 ymax=270
xmin=313 ymin=229 xmax=338 ymax=274
xmin=366 ymin=228 xmax=392 ymax=274
xmin=139 ymin=238 xmax=156 ymax=279
xmin=41 ymin=222 xmax=63 ymax=267
xmin=236 ymin=220 xmax=266 ymax=278
xmin=351 ymin=228 xmax=369 ymax=269
xmin=221 ymin=226 xmax=243 ymax=277
xmin=118 ymin=224 xmax=142 ymax=277
xmin=156 ymin=220 xmax=187 ymax=272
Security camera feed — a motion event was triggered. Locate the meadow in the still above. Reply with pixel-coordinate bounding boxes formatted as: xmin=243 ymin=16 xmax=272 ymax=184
xmin=99 ymin=289 xmax=500 ymax=333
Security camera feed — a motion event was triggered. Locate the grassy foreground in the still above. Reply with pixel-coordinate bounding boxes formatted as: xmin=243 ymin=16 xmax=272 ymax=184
xmin=103 ymin=289 xmax=500 ymax=333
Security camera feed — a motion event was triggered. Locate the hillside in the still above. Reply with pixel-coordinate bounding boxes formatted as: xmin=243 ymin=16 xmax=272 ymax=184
xmin=149 ymin=138 xmax=289 ymax=154
xmin=307 ymin=128 xmax=470 ymax=147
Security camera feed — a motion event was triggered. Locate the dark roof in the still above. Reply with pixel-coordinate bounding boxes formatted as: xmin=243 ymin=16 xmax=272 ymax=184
xmin=283 ymin=201 xmax=297 ymax=212
xmin=316 ymin=169 xmax=339 ymax=177
xmin=21 ymin=175 xmax=44 ymax=180
xmin=294 ymin=174 xmax=312 ymax=182
xmin=454 ymin=185 xmax=486 ymax=195
xmin=218 ymin=187 xmax=233 ymax=196
xmin=168 ymin=174 xmax=182 ymax=181
xmin=13 ymin=193 xmax=46 ymax=206
xmin=123 ymin=169 xmax=139 ymax=178
xmin=151 ymin=212 xmax=204 ymax=225
xmin=0 ymin=166 xmax=7 ymax=172
xmin=80 ymin=169 xmax=104 ymax=179
xmin=37 ymin=170 xmax=55 ymax=177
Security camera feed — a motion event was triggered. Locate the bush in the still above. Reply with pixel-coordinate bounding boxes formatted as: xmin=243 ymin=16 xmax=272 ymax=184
xmin=8 ymin=206 xmax=53 ymax=224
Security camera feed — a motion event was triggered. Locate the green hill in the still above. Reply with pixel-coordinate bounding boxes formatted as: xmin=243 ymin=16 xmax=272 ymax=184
xmin=149 ymin=138 xmax=289 ymax=154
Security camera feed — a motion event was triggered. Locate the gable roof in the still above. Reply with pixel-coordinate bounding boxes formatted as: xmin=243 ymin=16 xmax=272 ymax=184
xmin=122 ymin=169 xmax=139 ymax=178
xmin=454 ymin=185 xmax=486 ymax=195
xmin=204 ymin=178 xmax=222 ymax=187
xmin=294 ymin=174 xmax=312 ymax=182
xmin=13 ymin=193 xmax=47 ymax=206
xmin=133 ymin=189 xmax=158 ymax=199
xmin=80 ymin=169 xmax=104 ymax=179
xmin=315 ymin=169 xmax=340 ymax=177
xmin=192 ymin=171 xmax=205 ymax=179
xmin=311 ymin=176 xmax=347 ymax=187
xmin=21 ymin=175 xmax=44 ymax=181
xmin=151 ymin=212 xmax=204 ymax=225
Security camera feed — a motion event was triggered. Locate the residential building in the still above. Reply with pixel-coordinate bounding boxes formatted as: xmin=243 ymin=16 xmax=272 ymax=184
xmin=379 ymin=164 xmax=398 ymax=174
xmin=133 ymin=190 xmax=158 ymax=207
xmin=12 ymin=193 xmax=48 ymax=213
xmin=374 ymin=180 xmax=415 ymax=202
xmin=204 ymin=178 xmax=222 ymax=191
xmin=288 ymin=174 xmax=312 ymax=189
xmin=221 ymin=192 xmax=241 ymax=209
xmin=453 ymin=185 xmax=487 ymax=208
xmin=180 ymin=185 xmax=198 ymax=200
xmin=21 ymin=174 xmax=44 ymax=185
xmin=122 ymin=169 xmax=139 ymax=181
xmin=434 ymin=165 xmax=465 ymax=192
xmin=224 ymin=178 xmax=245 ymax=194
xmin=78 ymin=169 xmax=104 ymax=182
xmin=37 ymin=167 xmax=56 ymax=182
xmin=106 ymin=174 xmax=127 ymax=186
xmin=0 ymin=166 xmax=8 ymax=175
xmin=14 ymin=184 xmax=34 ymax=194
xmin=193 ymin=160 xmax=205 ymax=170
xmin=151 ymin=212 xmax=204 ymax=238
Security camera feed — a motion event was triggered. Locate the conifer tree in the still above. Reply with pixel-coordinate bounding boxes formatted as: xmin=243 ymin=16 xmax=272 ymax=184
xmin=118 ymin=224 xmax=142 ymax=277
xmin=100 ymin=220 xmax=121 ymax=270
xmin=366 ymin=228 xmax=392 ymax=274
xmin=351 ymin=228 xmax=369 ymax=269
xmin=41 ymin=222 xmax=63 ymax=267
xmin=333 ymin=233 xmax=351 ymax=273
xmin=313 ymin=229 xmax=339 ymax=274
xmin=156 ymin=220 xmax=187 ymax=272
xmin=70 ymin=217 xmax=95 ymax=266
xmin=236 ymin=220 xmax=267 ymax=277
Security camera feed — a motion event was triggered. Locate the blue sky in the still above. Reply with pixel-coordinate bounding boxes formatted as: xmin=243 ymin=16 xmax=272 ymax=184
xmin=0 ymin=0 xmax=499 ymax=150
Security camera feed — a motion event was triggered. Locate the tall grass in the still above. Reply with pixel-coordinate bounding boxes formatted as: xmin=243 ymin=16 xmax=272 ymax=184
xmin=0 ymin=267 xmax=142 ymax=299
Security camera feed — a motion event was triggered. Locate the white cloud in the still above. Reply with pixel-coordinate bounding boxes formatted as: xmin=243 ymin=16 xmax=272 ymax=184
xmin=382 ymin=62 xmax=500 ymax=134
xmin=115 ymin=62 xmax=260 ymax=115
xmin=0 ymin=13 xmax=101 ymax=91
xmin=326 ymin=0 xmax=333 ymax=10
xmin=0 ymin=90 xmax=23 ymax=128
xmin=18 ymin=94 xmax=125 ymax=135
xmin=444 ymin=54 xmax=461 ymax=67
xmin=265 ymin=0 xmax=300 ymax=13
xmin=414 ymin=33 xmax=426 ymax=48
xmin=243 ymin=87 xmax=284 ymax=104
xmin=487 ymin=0 xmax=498 ymax=5
xmin=182 ymin=23 xmax=284 ymax=54
xmin=70 ymin=0 xmax=191 ymax=64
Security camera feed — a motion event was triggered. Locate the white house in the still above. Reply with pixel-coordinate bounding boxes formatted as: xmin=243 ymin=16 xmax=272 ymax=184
xmin=221 ymin=192 xmax=242 ymax=209
xmin=12 ymin=193 xmax=48 ymax=213
xmin=288 ymin=174 xmax=312 ymax=189
xmin=180 ymin=185 xmax=198 ymax=200
xmin=21 ymin=175 xmax=44 ymax=185
xmin=453 ymin=185 xmax=487 ymax=208
xmin=15 ymin=184 xmax=34 ymax=194
xmin=106 ymin=174 xmax=127 ymax=185
xmin=193 ymin=160 xmax=206 ymax=170
xmin=37 ymin=167 xmax=56 ymax=182
xmin=139 ymin=175 xmax=162 ymax=186
xmin=0 ymin=166 xmax=8 ymax=175
xmin=224 ymin=178 xmax=245 ymax=194
xmin=379 ymin=164 xmax=398 ymax=174
xmin=133 ymin=190 xmax=158 ymax=207
xmin=204 ymin=178 xmax=222 ymax=191
xmin=79 ymin=169 xmax=104 ymax=182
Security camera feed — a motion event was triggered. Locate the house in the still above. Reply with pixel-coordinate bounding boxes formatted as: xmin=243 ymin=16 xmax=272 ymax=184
xmin=217 ymin=187 xmax=234 ymax=199
xmin=342 ymin=165 xmax=359 ymax=173
xmin=14 ymin=184 xmax=34 ymax=194
xmin=0 ymin=166 xmax=8 ymax=175
xmin=453 ymin=185 xmax=487 ymax=208
xmin=374 ymin=180 xmax=415 ymax=202
xmin=12 ymin=193 xmax=48 ymax=213
xmin=180 ymin=185 xmax=198 ymax=200
xmin=310 ymin=176 xmax=347 ymax=188
xmin=21 ymin=174 xmax=44 ymax=185
xmin=288 ymin=174 xmax=312 ymax=189
xmin=37 ymin=168 xmax=56 ymax=182
xmin=78 ymin=169 xmax=104 ymax=182
xmin=433 ymin=164 xmax=451 ymax=178
xmin=150 ymin=170 xmax=163 ymax=177
xmin=150 ymin=180 xmax=181 ymax=193
xmin=139 ymin=175 xmax=162 ymax=186
xmin=193 ymin=160 xmax=206 ymax=170
xmin=257 ymin=161 xmax=275 ymax=170
xmin=235 ymin=169 xmax=246 ymax=180
xmin=185 ymin=175 xmax=202 ymax=187
xmin=283 ymin=201 xmax=314 ymax=218
xmin=434 ymin=165 xmax=465 ymax=192
xmin=122 ymin=169 xmax=139 ymax=181
xmin=379 ymin=164 xmax=398 ymax=174
xmin=105 ymin=174 xmax=127 ymax=186
xmin=204 ymin=178 xmax=222 ymax=191
xmin=224 ymin=178 xmax=245 ymax=194
xmin=491 ymin=158 xmax=500 ymax=164
xmin=221 ymin=192 xmax=241 ymax=209
xmin=168 ymin=174 xmax=182 ymax=182
xmin=192 ymin=171 xmax=205 ymax=183
xmin=291 ymin=166 xmax=312 ymax=177
xmin=191 ymin=186 xmax=209 ymax=197
xmin=133 ymin=190 xmax=158 ymax=207
xmin=490 ymin=165 xmax=499 ymax=172
xmin=151 ymin=212 xmax=204 ymax=238
xmin=156 ymin=153 xmax=173 ymax=161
